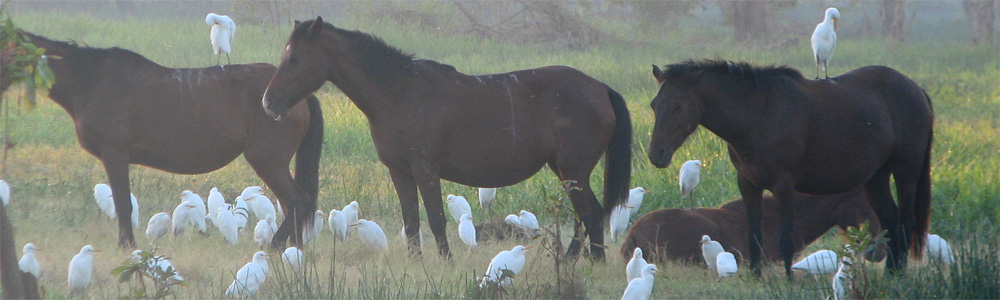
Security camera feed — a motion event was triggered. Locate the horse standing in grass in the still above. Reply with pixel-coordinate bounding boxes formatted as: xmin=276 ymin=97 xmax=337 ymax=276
xmin=261 ymin=18 xmax=632 ymax=260
xmin=19 ymin=31 xmax=324 ymax=248
xmin=647 ymin=59 xmax=933 ymax=277
xmin=620 ymin=189 xmax=888 ymax=265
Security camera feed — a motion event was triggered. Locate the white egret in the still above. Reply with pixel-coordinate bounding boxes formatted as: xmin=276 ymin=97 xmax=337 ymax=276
xmin=180 ymin=190 xmax=207 ymax=232
xmin=458 ymin=213 xmax=478 ymax=247
xmin=343 ymin=201 xmax=360 ymax=233
xmin=301 ymin=210 xmax=325 ymax=245
xmin=627 ymin=187 xmax=647 ymax=217
xmin=246 ymin=193 xmax=278 ymax=221
xmin=171 ymin=202 xmax=195 ymax=236
xmin=925 ymin=233 xmax=955 ymax=266
xmin=131 ymin=250 xmax=183 ymax=284
xmin=716 ymin=251 xmax=738 ymax=279
xmin=232 ymin=196 xmax=250 ymax=232
xmin=237 ymin=186 xmax=263 ymax=202
xmin=205 ymin=13 xmax=236 ymax=65
xmin=328 ymin=209 xmax=348 ymax=241
xmin=445 ymin=195 xmax=472 ymax=223
xmin=68 ymin=245 xmax=98 ymax=296
xmin=518 ymin=210 xmax=539 ymax=234
xmin=207 ymin=187 xmax=225 ymax=225
xmin=625 ymin=247 xmax=647 ymax=282
xmin=94 ymin=183 xmax=116 ymax=219
xmin=811 ymin=7 xmax=840 ymax=79
xmin=0 ymin=179 xmax=10 ymax=206
xmin=481 ymin=245 xmax=532 ymax=288
xmin=478 ymin=188 xmax=497 ymax=212
xmin=700 ymin=235 xmax=724 ymax=271
xmin=621 ymin=263 xmax=658 ymax=300
xmin=832 ymin=256 xmax=852 ymax=300
xmin=254 ymin=214 xmax=277 ymax=247
xmin=504 ymin=214 xmax=522 ymax=227
xmin=399 ymin=225 xmax=424 ymax=249
xmin=282 ymin=246 xmax=304 ymax=273
xmin=130 ymin=193 xmax=140 ymax=227
xmin=146 ymin=212 xmax=171 ymax=241
xmin=679 ymin=160 xmax=703 ymax=204
xmin=226 ymin=251 xmax=269 ymax=298
xmin=19 ymin=243 xmax=40 ymax=278
xmin=351 ymin=219 xmax=389 ymax=251
xmin=609 ymin=205 xmax=631 ymax=241
xmin=216 ymin=206 xmax=239 ymax=245
xmin=791 ymin=249 xmax=839 ymax=275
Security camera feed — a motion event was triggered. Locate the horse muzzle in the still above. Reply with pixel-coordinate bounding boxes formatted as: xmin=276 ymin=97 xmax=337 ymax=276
xmin=261 ymin=94 xmax=288 ymax=121
xmin=647 ymin=146 xmax=675 ymax=168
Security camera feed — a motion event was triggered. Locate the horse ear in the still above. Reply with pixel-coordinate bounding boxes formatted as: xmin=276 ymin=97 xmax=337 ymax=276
xmin=652 ymin=65 xmax=666 ymax=84
xmin=307 ymin=16 xmax=324 ymax=39
xmin=294 ymin=20 xmax=301 ymax=26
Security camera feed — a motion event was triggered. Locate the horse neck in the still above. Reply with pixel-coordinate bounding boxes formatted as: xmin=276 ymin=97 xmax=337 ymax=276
xmin=693 ymin=77 xmax=766 ymax=150
xmin=318 ymin=36 xmax=393 ymax=120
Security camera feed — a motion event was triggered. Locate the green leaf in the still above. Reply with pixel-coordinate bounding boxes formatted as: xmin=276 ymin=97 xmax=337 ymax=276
xmin=34 ymin=56 xmax=54 ymax=90
xmin=21 ymin=79 xmax=36 ymax=112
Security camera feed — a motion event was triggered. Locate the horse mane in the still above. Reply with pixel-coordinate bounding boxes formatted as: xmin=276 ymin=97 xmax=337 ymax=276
xmin=663 ymin=59 xmax=804 ymax=92
xmin=293 ymin=21 xmax=415 ymax=83
xmin=21 ymin=31 xmax=159 ymax=69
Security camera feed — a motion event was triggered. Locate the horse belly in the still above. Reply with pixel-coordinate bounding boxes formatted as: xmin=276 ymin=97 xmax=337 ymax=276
xmin=131 ymin=143 xmax=244 ymax=174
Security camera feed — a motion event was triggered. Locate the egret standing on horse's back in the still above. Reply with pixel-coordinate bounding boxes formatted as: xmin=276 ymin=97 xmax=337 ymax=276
xmin=206 ymin=13 xmax=236 ymax=65
xmin=811 ymin=7 xmax=840 ymax=79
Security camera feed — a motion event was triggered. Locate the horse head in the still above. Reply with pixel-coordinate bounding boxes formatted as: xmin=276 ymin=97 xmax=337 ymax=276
xmin=647 ymin=64 xmax=703 ymax=168
xmin=263 ymin=17 xmax=331 ymax=121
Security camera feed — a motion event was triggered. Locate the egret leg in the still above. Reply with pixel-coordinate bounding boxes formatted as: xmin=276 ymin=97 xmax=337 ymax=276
xmin=226 ymin=53 xmax=231 ymax=65
xmin=216 ymin=54 xmax=221 ymax=66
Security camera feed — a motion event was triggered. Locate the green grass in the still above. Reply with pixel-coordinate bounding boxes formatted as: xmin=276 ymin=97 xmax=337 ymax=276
xmin=1 ymin=1 xmax=998 ymax=298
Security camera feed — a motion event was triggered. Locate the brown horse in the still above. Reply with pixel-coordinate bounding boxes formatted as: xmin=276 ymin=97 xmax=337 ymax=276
xmin=647 ymin=59 xmax=933 ymax=277
xmin=620 ymin=189 xmax=887 ymax=265
xmin=261 ymin=18 xmax=632 ymax=260
xmin=19 ymin=31 xmax=324 ymax=248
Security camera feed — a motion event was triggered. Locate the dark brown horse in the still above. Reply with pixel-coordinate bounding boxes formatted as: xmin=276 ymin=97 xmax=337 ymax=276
xmin=19 ymin=31 xmax=324 ymax=248
xmin=261 ymin=18 xmax=632 ymax=260
xmin=620 ymin=189 xmax=887 ymax=265
xmin=647 ymin=59 xmax=933 ymax=277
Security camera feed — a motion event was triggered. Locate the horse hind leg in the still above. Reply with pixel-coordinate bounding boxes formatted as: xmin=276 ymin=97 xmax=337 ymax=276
xmin=245 ymin=157 xmax=311 ymax=249
xmin=553 ymin=164 xmax=606 ymax=261
xmin=864 ymin=164 xmax=905 ymax=273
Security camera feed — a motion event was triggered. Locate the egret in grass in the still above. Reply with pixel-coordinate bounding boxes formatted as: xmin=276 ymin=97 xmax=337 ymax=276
xmin=207 ymin=187 xmax=225 ymax=225
xmin=171 ymin=202 xmax=195 ymax=236
xmin=792 ymin=249 xmax=839 ymax=275
xmin=68 ymin=245 xmax=98 ymax=296
xmin=254 ymin=214 xmax=277 ymax=248
xmin=925 ymin=233 xmax=955 ymax=266
xmin=131 ymin=250 xmax=183 ymax=284
xmin=399 ymin=225 xmax=424 ymax=249
xmin=811 ymin=7 xmax=840 ymax=79
xmin=832 ymin=256 xmax=852 ymax=300
xmin=180 ymin=190 xmax=207 ymax=232
xmin=609 ymin=205 xmax=632 ymax=241
xmin=146 ymin=212 xmax=170 ymax=241
xmin=216 ymin=206 xmax=239 ymax=245
xmin=504 ymin=214 xmax=522 ymax=227
xmin=458 ymin=213 xmax=478 ymax=247
xmin=481 ymin=245 xmax=532 ymax=288
xmin=282 ymin=246 xmax=304 ymax=272
xmin=226 ymin=251 xmax=269 ymax=298
xmin=716 ymin=252 xmax=738 ymax=279
xmin=130 ymin=193 xmax=140 ymax=227
xmin=19 ymin=243 xmax=40 ymax=278
xmin=351 ymin=219 xmax=389 ymax=251
xmin=232 ymin=196 xmax=250 ymax=232
xmin=700 ymin=235 xmax=724 ymax=271
xmin=478 ymin=188 xmax=497 ymax=212
xmin=205 ymin=13 xmax=236 ymax=65
xmin=246 ymin=193 xmax=278 ymax=221
xmin=621 ymin=263 xmax=658 ymax=300
xmin=237 ymin=186 xmax=263 ymax=202
xmin=301 ymin=209 xmax=325 ymax=245
xmin=343 ymin=201 xmax=360 ymax=233
xmin=679 ymin=160 xmax=702 ymax=205
xmin=625 ymin=247 xmax=647 ymax=282
xmin=94 ymin=183 xmax=116 ymax=219
xmin=627 ymin=187 xmax=647 ymax=217
xmin=0 ymin=179 xmax=10 ymax=206
xmin=518 ymin=210 xmax=539 ymax=234
xmin=445 ymin=194 xmax=472 ymax=223
xmin=328 ymin=209 xmax=348 ymax=241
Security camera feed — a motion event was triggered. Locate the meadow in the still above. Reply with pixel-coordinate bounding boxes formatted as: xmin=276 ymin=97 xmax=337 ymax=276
xmin=1 ymin=1 xmax=997 ymax=299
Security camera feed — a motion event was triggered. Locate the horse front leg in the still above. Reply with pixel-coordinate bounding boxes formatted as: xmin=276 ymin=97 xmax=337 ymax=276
xmin=412 ymin=168 xmax=451 ymax=259
xmin=772 ymin=179 xmax=798 ymax=280
xmin=737 ymin=175 xmax=764 ymax=277
xmin=388 ymin=168 xmax=422 ymax=256
xmin=100 ymin=150 xmax=135 ymax=248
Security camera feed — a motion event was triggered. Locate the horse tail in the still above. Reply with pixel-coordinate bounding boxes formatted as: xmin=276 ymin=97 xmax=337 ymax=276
xmin=911 ymin=91 xmax=933 ymax=259
xmin=294 ymin=95 xmax=324 ymax=214
xmin=603 ymin=88 xmax=632 ymax=217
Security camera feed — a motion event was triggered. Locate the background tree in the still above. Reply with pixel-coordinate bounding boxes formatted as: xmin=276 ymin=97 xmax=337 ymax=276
xmin=879 ymin=0 xmax=908 ymax=42
xmin=963 ymin=0 xmax=997 ymax=46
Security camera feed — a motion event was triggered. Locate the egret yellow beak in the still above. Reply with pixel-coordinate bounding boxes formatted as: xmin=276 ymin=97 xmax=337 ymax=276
xmin=524 ymin=245 xmax=536 ymax=250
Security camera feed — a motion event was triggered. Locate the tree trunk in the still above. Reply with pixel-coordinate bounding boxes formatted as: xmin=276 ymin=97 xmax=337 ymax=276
xmin=721 ymin=1 xmax=769 ymax=44
xmin=880 ymin=0 xmax=907 ymax=42
xmin=964 ymin=0 xmax=997 ymax=46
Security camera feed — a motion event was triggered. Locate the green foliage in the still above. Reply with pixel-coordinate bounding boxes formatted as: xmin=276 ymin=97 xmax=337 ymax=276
xmin=0 ymin=6 xmax=55 ymax=111
xmin=111 ymin=249 xmax=185 ymax=299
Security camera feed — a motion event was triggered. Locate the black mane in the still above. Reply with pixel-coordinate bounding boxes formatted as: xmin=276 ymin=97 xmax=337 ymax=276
xmin=663 ymin=59 xmax=804 ymax=91
xmin=21 ymin=31 xmax=158 ymax=68
xmin=293 ymin=20 xmax=415 ymax=83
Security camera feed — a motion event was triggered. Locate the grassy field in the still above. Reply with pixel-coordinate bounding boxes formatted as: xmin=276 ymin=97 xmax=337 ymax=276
xmin=1 ymin=1 xmax=998 ymax=299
